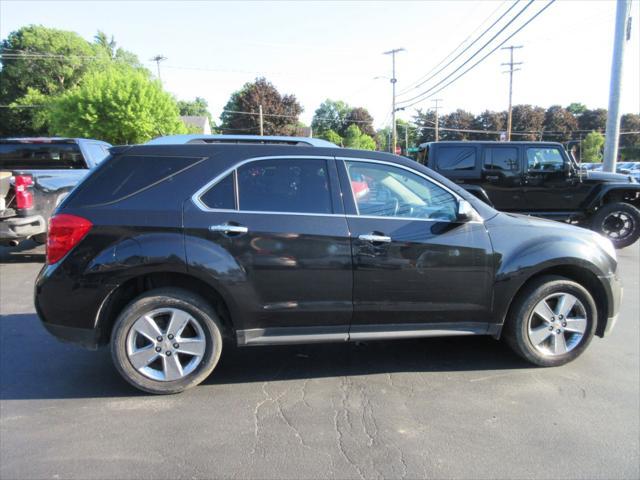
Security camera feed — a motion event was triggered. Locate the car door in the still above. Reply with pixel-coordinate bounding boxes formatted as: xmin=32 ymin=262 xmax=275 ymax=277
xmin=183 ymin=155 xmax=352 ymax=341
xmin=523 ymin=146 xmax=590 ymax=211
xmin=337 ymin=157 xmax=494 ymax=335
xmin=481 ymin=145 xmax=527 ymax=211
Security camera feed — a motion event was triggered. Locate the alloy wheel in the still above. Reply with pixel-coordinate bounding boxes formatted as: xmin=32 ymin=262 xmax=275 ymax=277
xmin=126 ymin=307 xmax=207 ymax=381
xmin=526 ymin=293 xmax=587 ymax=356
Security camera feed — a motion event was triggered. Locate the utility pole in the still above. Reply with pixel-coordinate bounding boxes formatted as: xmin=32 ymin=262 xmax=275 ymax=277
xmin=432 ymin=99 xmax=443 ymax=142
xmin=501 ymin=45 xmax=523 ymax=141
xmin=405 ymin=124 xmax=409 ymax=156
xmin=383 ymin=48 xmax=405 ymax=154
xmin=258 ymin=104 xmax=264 ymax=136
xmin=150 ymin=55 xmax=167 ymax=82
xmin=603 ymin=0 xmax=632 ymax=172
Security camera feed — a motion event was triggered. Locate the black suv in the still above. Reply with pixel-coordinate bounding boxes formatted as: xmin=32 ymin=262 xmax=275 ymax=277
xmin=417 ymin=142 xmax=640 ymax=248
xmin=36 ymin=139 xmax=621 ymax=394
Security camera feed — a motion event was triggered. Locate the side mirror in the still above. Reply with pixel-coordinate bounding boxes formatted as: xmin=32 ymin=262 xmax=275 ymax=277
xmin=457 ymin=199 xmax=475 ymax=222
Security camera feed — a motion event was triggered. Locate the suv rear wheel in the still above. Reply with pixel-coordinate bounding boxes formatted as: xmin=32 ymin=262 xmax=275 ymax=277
xmin=503 ymin=276 xmax=597 ymax=367
xmin=591 ymin=202 xmax=640 ymax=249
xmin=111 ymin=288 xmax=223 ymax=394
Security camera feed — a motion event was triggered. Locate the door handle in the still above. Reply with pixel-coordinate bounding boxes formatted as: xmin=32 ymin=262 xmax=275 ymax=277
xmin=209 ymin=224 xmax=248 ymax=234
xmin=358 ymin=234 xmax=391 ymax=243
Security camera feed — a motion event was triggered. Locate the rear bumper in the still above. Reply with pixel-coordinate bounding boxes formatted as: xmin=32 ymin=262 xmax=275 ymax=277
xmin=598 ymin=272 xmax=622 ymax=337
xmin=40 ymin=322 xmax=100 ymax=350
xmin=0 ymin=214 xmax=45 ymax=242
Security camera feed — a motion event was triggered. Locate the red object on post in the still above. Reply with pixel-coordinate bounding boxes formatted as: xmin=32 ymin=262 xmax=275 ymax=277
xmin=14 ymin=174 xmax=34 ymax=210
xmin=46 ymin=214 xmax=93 ymax=264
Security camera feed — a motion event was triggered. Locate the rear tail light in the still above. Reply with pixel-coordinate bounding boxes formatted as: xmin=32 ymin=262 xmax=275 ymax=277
xmin=15 ymin=174 xmax=34 ymax=210
xmin=46 ymin=214 xmax=93 ymax=264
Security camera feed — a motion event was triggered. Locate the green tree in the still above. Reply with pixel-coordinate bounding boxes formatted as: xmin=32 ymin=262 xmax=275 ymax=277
xmin=567 ymin=102 xmax=587 ymax=116
xmin=311 ymin=99 xmax=350 ymax=137
xmin=47 ymin=66 xmax=185 ymax=144
xmin=581 ymin=131 xmax=605 ymax=163
xmin=93 ymin=30 xmax=142 ymax=67
xmin=0 ymin=25 xmax=98 ymax=134
xmin=177 ymin=97 xmax=215 ymax=131
xmin=543 ymin=105 xmax=578 ymax=141
xmin=344 ymin=107 xmax=375 ymax=137
xmin=220 ymin=77 xmax=302 ymax=135
xmin=320 ymin=129 xmax=343 ymax=146
xmin=413 ymin=109 xmax=438 ymax=144
xmin=343 ymin=124 xmax=375 ymax=150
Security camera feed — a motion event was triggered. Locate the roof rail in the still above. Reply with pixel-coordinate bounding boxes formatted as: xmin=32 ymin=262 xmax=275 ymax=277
xmin=145 ymin=134 xmax=338 ymax=148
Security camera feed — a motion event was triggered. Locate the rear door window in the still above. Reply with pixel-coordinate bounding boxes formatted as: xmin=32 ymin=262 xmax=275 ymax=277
xmin=236 ymin=158 xmax=332 ymax=214
xmin=484 ymin=147 xmax=520 ymax=171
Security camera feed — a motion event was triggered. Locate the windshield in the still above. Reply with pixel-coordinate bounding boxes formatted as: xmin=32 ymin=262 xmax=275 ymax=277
xmin=0 ymin=143 xmax=86 ymax=170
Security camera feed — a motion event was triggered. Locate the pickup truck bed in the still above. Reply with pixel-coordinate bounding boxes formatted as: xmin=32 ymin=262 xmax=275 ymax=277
xmin=0 ymin=138 xmax=111 ymax=246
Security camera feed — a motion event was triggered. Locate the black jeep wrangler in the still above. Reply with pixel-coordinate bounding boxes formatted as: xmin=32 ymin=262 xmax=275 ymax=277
xmin=417 ymin=141 xmax=640 ymax=248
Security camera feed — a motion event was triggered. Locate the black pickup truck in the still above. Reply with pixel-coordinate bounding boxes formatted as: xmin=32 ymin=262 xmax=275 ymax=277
xmin=417 ymin=141 xmax=640 ymax=248
xmin=0 ymin=138 xmax=111 ymax=246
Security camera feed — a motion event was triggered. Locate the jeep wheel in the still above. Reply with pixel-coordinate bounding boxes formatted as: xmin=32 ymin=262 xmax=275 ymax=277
xmin=111 ymin=288 xmax=223 ymax=394
xmin=591 ymin=202 xmax=640 ymax=249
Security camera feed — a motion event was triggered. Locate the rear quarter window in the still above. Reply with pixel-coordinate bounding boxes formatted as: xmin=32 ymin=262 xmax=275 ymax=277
xmin=68 ymin=154 xmax=203 ymax=206
xmin=435 ymin=146 xmax=478 ymax=177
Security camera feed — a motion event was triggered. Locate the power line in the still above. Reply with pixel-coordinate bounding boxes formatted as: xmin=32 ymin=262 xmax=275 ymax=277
xmin=397 ymin=0 xmax=535 ymax=107
xmin=397 ymin=0 xmax=521 ymax=97
xmin=397 ymin=0 xmax=555 ymax=110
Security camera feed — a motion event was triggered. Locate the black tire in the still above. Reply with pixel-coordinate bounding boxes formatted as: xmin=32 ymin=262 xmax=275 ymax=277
xmin=591 ymin=202 xmax=640 ymax=249
xmin=503 ymin=275 xmax=597 ymax=367
xmin=110 ymin=288 xmax=223 ymax=394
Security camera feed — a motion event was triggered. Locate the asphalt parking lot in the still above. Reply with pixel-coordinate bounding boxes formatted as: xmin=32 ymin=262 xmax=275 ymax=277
xmin=0 ymin=241 xmax=638 ymax=480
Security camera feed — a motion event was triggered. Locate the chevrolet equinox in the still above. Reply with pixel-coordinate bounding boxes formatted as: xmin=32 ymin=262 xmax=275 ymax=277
xmin=35 ymin=137 xmax=622 ymax=394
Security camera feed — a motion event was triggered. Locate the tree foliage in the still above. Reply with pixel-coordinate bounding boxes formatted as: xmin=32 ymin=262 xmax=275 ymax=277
xmin=311 ymin=99 xmax=350 ymax=137
xmin=47 ymin=66 xmax=186 ymax=144
xmin=566 ymin=102 xmax=587 ymax=115
xmin=177 ymin=96 xmax=215 ymax=130
xmin=578 ymin=108 xmax=607 ymax=132
xmin=582 ymin=131 xmax=605 ymax=163
xmin=220 ymin=77 xmax=302 ymax=135
xmin=620 ymin=113 xmax=640 ymax=148
xmin=343 ymin=125 xmax=376 ymax=150
xmin=511 ymin=105 xmax=546 ymax=140
xmin=345 ymin=107 xmax=375 ymax=137
xmin=0 ymin=25 xmax=143 ymax=135
xmin=321 ymin=129 xmax=343 ymax=146
xmin=543 ymin=105 xmax=578 ymax=141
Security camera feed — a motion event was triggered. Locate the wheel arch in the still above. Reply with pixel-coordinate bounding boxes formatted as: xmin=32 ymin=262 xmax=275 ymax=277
xmin=495 ymin=264 xmax=609 ymax=339
xmin=584 ymin=184 xmax=640 ymax=211
xmin=95 ymin=271 xmax=235 ymax=345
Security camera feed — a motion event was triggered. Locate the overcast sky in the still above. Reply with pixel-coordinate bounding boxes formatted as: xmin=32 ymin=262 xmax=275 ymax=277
xmin=2 ymin=0 xmax=639 ymax=129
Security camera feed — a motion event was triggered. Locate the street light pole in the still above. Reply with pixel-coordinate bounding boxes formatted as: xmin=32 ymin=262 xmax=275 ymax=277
xmin=603 ymin=0 xmax=632 ymax=172
xmin=384 ymin=48 xmax=405 ymax=154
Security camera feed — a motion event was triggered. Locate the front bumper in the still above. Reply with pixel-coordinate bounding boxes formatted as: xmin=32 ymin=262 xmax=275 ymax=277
xmin=598 ymin=272 xmax=622 ymax=337
xmin=0 ymin=214 xmax=45 ymax=242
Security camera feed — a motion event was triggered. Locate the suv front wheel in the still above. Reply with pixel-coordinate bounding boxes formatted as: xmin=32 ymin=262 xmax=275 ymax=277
xmin=111 ymin=288 xmax=223 ymax=394
xmin=503 ymin=276 xmax=597 ymax=367
xmin=591 ymin=202 xmax=640 ymax=249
